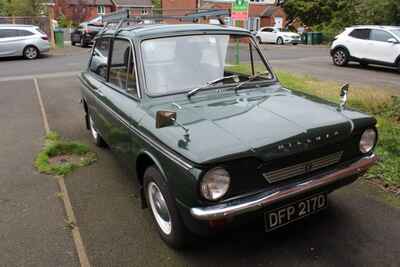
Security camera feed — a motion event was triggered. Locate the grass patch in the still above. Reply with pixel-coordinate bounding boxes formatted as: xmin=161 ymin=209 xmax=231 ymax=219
xmin=276 ymin=71 xmax=400 ymax=191
xmin=35 ymin=131 xmax=97 ymax=176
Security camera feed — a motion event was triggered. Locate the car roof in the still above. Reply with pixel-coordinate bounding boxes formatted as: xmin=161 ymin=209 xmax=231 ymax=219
xmin=101 ymin=23 xmax=250 ymax=39
xmin=350 ymin=25 xmax=400 ymax=30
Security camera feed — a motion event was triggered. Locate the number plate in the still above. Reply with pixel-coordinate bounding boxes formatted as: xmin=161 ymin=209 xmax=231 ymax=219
xmin=264 ymin=194 xmax=327 ymax=232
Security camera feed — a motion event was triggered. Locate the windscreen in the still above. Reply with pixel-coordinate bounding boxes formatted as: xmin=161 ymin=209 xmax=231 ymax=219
xmin=141 ymin=34 xmax=272 ymax=96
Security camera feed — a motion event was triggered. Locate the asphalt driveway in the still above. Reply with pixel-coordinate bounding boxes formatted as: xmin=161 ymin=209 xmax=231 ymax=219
xmin=1 ymin=73 xmax=397 ymax=266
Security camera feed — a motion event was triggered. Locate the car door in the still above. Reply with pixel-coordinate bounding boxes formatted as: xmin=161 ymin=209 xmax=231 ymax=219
xmin=0 ymin=29 xmax=20 ymax=56
xmin=83 ymin=37 xmax=112 ymax=138
xmin=100 ymin=38 xmax=145 ymax=169
xmin=368 ymin=29 xmax=398 ymax=63
xmin=261 ymin=28 xmax=274 ymax=43
xmin=345 ymin=28 xmax=370 ymax=59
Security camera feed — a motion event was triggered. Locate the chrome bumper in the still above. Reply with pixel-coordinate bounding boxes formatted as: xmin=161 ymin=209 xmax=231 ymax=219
xmin=190 ymin=154 xmax=378 ymax=221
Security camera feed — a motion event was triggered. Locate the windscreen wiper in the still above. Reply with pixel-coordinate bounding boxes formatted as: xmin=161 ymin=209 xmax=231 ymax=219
xmin=187 ymin=75 xmax=239 ymax=98
xmin=232 ymin=71 xmax=271 ymax=93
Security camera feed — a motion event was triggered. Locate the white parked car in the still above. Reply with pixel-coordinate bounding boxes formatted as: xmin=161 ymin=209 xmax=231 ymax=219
xmin=331 ymin=25 xmax=400 ymax=69
xmin=256 ymin=27 xmax=301 ymax=45
xmin=0 ymin=24 xmax=50 ymax=59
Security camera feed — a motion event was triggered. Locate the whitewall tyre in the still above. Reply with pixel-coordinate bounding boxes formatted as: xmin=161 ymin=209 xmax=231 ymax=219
xmin=144 ymin=166 xmax=190 ymax=248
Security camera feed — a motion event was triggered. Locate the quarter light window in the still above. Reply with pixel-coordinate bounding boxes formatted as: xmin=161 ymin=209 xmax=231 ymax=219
xmin=89 ymin=38 xmax=110 ymax=79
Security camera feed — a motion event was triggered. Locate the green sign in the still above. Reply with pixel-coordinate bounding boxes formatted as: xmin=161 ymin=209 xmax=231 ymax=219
xmin=232 ymin=0 xmax=249 ymax=12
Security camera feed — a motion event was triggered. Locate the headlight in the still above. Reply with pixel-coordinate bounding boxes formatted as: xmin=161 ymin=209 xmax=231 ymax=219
xmin=360 ymin=128 xmax=377 ymax=154
xmin=200 ymin=167 xmax=231 ymax=201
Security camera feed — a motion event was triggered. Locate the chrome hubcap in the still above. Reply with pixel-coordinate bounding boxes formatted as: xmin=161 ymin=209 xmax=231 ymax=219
xmin=25 ymin=47 xmax=37 ymax=59
xmin=334 ymin=51 xmax=346 ymax=65
xmin=148 ymin=182 xmax=172 ymax=235
xmin=89 ymin=116 xmax=99 ymax=140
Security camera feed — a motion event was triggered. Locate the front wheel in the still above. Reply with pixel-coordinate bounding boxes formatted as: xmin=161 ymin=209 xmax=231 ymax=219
xmin=257 ymin=36 xmax=262 ymax=44
xmin=144 ymin=166 xmax=190 ymax=248
xmin=332 ymin=48 xmax=349 ymax=66
xmin=24 ymin=46 xmax=39 ymax=59
xmin=276 ymin=37 xmax=284 ymax=45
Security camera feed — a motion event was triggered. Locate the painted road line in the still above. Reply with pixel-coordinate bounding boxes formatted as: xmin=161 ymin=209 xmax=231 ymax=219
xmin=0 ymin=71 xmax=80 ymax=82
xmin=33 ymin=77 xmax=91 ymax=267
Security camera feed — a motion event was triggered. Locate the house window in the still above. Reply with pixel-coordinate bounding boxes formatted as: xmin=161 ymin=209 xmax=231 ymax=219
xmin=97 ymin=5 xmax=105 ymax=15
xmin=141 ymin=9 xmax=148 ymax=15
xmin=250 ymin=0 xmax=272 ymax=3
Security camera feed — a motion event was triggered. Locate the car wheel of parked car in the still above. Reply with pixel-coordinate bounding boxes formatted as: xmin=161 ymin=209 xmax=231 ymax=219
xmin=144 ymin=166 xmax=189 ymax=248
xmin=276 ymin=37 xmax=284 ymax=45
xmin=89 ymin=115 xmax=106 ymax=147
xmin=24 ymin=46 xmax=39 ymax=59
xmin=257 ymin=36 xmax=262 ymax=44
xmin=332 ymin=48 xmax=349 ymax=66
xmin=71 ymin=42 xmax=76 ymax=46
xmin=80 ymin=38 xmax=87 ymax=48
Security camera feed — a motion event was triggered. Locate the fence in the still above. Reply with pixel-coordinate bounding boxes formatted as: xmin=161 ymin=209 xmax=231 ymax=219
xmin=0 ymin=16 xmax=51 ymax=36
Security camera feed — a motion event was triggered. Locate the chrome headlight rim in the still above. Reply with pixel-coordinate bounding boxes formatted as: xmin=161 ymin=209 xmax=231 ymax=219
xmin=200 ymin=167 xmax=231 ymax=202
xmin=359 ymin=128 xmax=378 ymax=154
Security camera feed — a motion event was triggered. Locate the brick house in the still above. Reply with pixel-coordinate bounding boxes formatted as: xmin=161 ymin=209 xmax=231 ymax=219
xmin=161 ymin=0 xmax=287 ymax=31
xmin=112 ymin=0 xmax=153 ymax=16
xmin=54 ymin=0 xmax=153 ymax=23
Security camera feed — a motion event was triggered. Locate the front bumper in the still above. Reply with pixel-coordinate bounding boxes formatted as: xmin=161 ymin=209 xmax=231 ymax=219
xmin=190 ymin=154 xmax=378 ymax=221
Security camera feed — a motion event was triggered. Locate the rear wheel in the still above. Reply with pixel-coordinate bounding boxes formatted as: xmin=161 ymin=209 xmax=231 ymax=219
xmin=144 ymin=166 xmax=190 ymax=248
xmin=276 ymin=37 xmax=284 ymax=45
xmin=24 ymin=46 xmax=39 ymax=59
xmin=332 ymin=48 xmax=349 ymax=66
xmin=88 ymin=115 xmax=106 ymax=147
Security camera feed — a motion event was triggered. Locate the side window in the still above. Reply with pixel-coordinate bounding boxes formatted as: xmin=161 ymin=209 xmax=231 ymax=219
xmin=15 ymin=30 xmax=34 ymax=36
xmin=349 ymin=29 xmax=370 ymax=40
xmin=0 ymin=29 xmax=17 ymax=38
xmin=263 ymin=28 xmax=273 ymax=32
xmin=109 ymin=39 xmax=137 ymax=95
xmin=89 ymin=38 xmax=110 ymax=79
xmin=369 ymin=29 xmax=393 ymax=42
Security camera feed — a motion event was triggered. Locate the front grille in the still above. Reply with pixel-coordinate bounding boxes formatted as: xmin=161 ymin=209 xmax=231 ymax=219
xmin=262 ymin=151 xmax=343 ymax=183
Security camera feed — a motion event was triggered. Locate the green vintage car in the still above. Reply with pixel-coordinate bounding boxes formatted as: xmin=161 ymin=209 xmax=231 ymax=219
xmin=79 ymin=21 xmax=378 ymax=248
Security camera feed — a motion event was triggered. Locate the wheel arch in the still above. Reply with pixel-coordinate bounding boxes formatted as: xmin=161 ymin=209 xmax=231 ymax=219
xmin=395 ymin=54 xmax=400 ymax=66
xmin=332 ymin=45 xmax=351 ymax=57
xmin=136 ymin=150 xmax=168 ymax=208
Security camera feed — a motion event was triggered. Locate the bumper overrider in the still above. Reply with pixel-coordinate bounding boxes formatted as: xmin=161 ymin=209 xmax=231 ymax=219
xmin=191 ymin=154 xmax=378 ymax=221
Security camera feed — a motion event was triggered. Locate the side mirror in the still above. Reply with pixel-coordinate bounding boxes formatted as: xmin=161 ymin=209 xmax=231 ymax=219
xmin=156 ymin=110 xmax=176 ymax=129
xmin=156 ymin=110 xmax=190 ymax=138
xmin=388 ymin=38 xmax=399 ymax=44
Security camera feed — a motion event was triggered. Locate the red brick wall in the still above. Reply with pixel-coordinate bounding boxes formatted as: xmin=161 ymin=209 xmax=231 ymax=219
xmin=161 ymin=0 xmax=198 ymax=10
xmin=54 ymin=0 xmax=113 ymax=23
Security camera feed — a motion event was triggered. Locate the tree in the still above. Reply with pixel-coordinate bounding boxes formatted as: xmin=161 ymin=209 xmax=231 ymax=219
xmin=0 ymin=0 xmax=46 ymax=16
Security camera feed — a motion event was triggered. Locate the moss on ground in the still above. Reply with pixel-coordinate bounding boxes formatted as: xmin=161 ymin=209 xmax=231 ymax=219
xmin=35 ymin=131 xmax=97 ymax=176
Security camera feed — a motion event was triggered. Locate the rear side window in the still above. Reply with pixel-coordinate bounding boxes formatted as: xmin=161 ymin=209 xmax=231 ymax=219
xmin=15 ymin=29 xmax=34 ymax=36
xmin=0 ymin=29 xmax=17 ymax=38
xmin=89 ymin=38 xmax=110 ymax=79
xmin=109 ymin=39 xmax=137 ymax=95
xmin=369 ymin=29 xmax=393 ymax=42
xmin=349 ymin=29 xmax=370 ymax=40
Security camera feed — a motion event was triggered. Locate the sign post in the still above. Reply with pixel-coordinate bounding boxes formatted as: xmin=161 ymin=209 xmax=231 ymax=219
xmin=231 ymin=0 xmax=249 ymax=64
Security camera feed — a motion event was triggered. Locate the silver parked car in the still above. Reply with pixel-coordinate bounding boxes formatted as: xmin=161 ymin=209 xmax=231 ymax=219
xmin=0 ymin=24 xmax=50 ymax=59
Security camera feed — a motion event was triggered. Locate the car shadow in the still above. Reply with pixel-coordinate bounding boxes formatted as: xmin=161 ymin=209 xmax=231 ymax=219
xmin=341 ymin=62 xmax=399 ymax=74
xmin=176 ymin=198 xmax=352 ymax=265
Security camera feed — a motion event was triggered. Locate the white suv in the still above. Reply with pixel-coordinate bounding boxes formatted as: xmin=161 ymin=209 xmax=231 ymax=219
xmin=256 ymin=27 xmax=301 ymax=45
xmin=331 ymin=26 xmax=400 ymax=70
